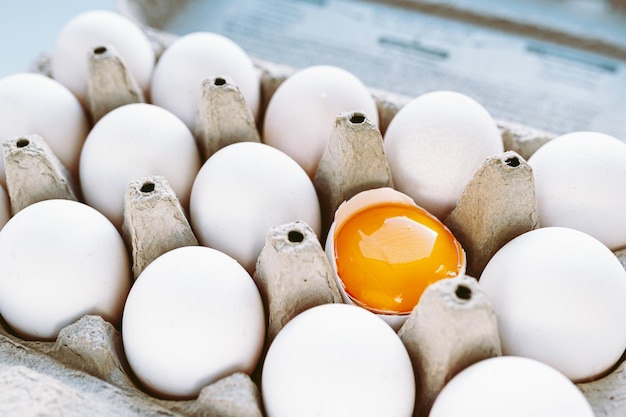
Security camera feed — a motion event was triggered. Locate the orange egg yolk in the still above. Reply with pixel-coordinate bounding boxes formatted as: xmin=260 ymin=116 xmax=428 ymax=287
xmin=334 ymin=204 xmax=464 ymax=314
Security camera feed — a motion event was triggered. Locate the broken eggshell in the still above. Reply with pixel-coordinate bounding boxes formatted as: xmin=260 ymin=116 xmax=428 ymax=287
xmin=324 ymin=187 xmax=466 ymax=330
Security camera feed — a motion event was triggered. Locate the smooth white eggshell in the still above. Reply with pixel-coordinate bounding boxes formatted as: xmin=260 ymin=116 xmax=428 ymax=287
xmin=429 ymin=356 xmax=595 ymax=417
xmin=0 ymin=72 xmax=89 ymax=184
xmin=479 ymin=227 xmax=626 ymax=381
xmin=51 ymin=10 xmax=155 ymax=104
xmin=528 ymin=131 xmax=626 ymax=251
xmin=0 ymin=199 xmax=131 ymax=340
xmin=383 ymin=90 xmax=503 ymax=220
xmin=262 ymin=65 xmax=379 ymax=177
xmin=262 ymin=303 xmax=415 ymax=417
xmin=79 ymin=103 xmax=201 ymax=228
xmin=150 ymin=31 xmax=260 ymax=130
xmin=189 ymin=142 xmax=321 ymax=273
xmin=122 ymin=246 xmax=265 ymax=399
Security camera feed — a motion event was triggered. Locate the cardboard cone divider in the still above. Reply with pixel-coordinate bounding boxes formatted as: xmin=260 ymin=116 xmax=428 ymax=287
xmin=443 ymin=150 xmax=539 ymax=277
xmin=3 ymin=134 xmax=79 ymax=215
xmin=398 ymin=275 xmax=502 ymax=417
xmin=0 ymin=23 xmax=625 ymax=417
xmin=86 ymin=44 xmax=145 ymax=124
xmin=253 ymin=220 xmax=343 ymax=343
xmin=314 ymin=110 xmax=394 ymax=240
xmin=121 ymin=174 xmax=199 ymax=280
xmin=194 ymin=76 xmax=261 ymax=161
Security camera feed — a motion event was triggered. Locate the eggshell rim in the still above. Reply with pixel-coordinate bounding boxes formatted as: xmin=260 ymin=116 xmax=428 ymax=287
xmin=327 ymin=187 xmax=467 ymax=324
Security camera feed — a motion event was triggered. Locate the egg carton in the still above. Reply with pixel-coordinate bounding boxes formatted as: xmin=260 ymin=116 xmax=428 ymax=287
xmin=3 ymin=9 xmax=626 ymax=417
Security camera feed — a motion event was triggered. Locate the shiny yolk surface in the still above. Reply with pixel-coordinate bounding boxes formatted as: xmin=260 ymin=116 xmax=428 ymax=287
xmin=334 ymin=204 xmax=464 ymax=314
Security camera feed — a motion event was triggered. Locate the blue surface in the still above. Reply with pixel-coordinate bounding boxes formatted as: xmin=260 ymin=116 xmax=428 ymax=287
xmin=0 ymin=1 xmax=116 ymax=78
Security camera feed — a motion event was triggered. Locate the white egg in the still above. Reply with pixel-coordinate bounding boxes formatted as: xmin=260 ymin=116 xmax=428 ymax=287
xmin=528 ymin=131 xmax=626 ymax=251
xmin=189 ymin=142 xmax=321 ymax=273
xmin=51 ymin=10 xmax=155 ymax=104
xmin=479 ymin=227 xmax=626 ymax=381
xmin=122 ymin=246 xmax=265 ymax=399
xmin=0 ymin=199 xmax=131 ymax=340
xmin=263 ymin=65 xmax=379 ymax=177
xmin=150 ymin=32 xmax=260 ymax=130
xmin=262 ymin=303 xmax=415 ymax=417
xmin=429 ymin=356 xmax=595 ymax=417
xmin=79 ymin=103 xmax=201 ymax=228
xmin=0 ymin=72 xmax=89 ymax=184
xmin=383 ymin=90 xmax=503 ymax=220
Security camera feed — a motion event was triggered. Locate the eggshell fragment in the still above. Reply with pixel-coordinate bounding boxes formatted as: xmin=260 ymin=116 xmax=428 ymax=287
xmin=263 ymin=65 xmax=379 ymax=177
xmin=383 ymin=90 xmax=503 ymax=220
xmin=429 ymin=356 xmax=595 ymax=417
xmin=150 ymin=32 xmax=260 ymax=130
xmin=189 ymin=142 xmax=321 ymax=273
xmin=527 ymin=131 xmax=626 ymax=251
xmin=479 ymin=227 xmax=626 ymax=381
xmin=0 ymin=199 xmax=131 ymax=340
xmin=0 ymin=72 xmax=89 ymax=185
xmin=325 ymin=187 xmax=465 ymax=329
xmin=79 ymin=103 xmax=201 ymax=228
xmin=262 ymin=303 xmax=415 ymax=417
xmin=51 ymin=10 xmax=155 ymax=105
xmin=122 ymin=246 xmax=265 ymax=399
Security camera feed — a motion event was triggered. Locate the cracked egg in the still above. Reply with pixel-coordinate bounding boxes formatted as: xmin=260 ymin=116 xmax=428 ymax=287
xmin=325 ymin=187 xmax=466 ymax=329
